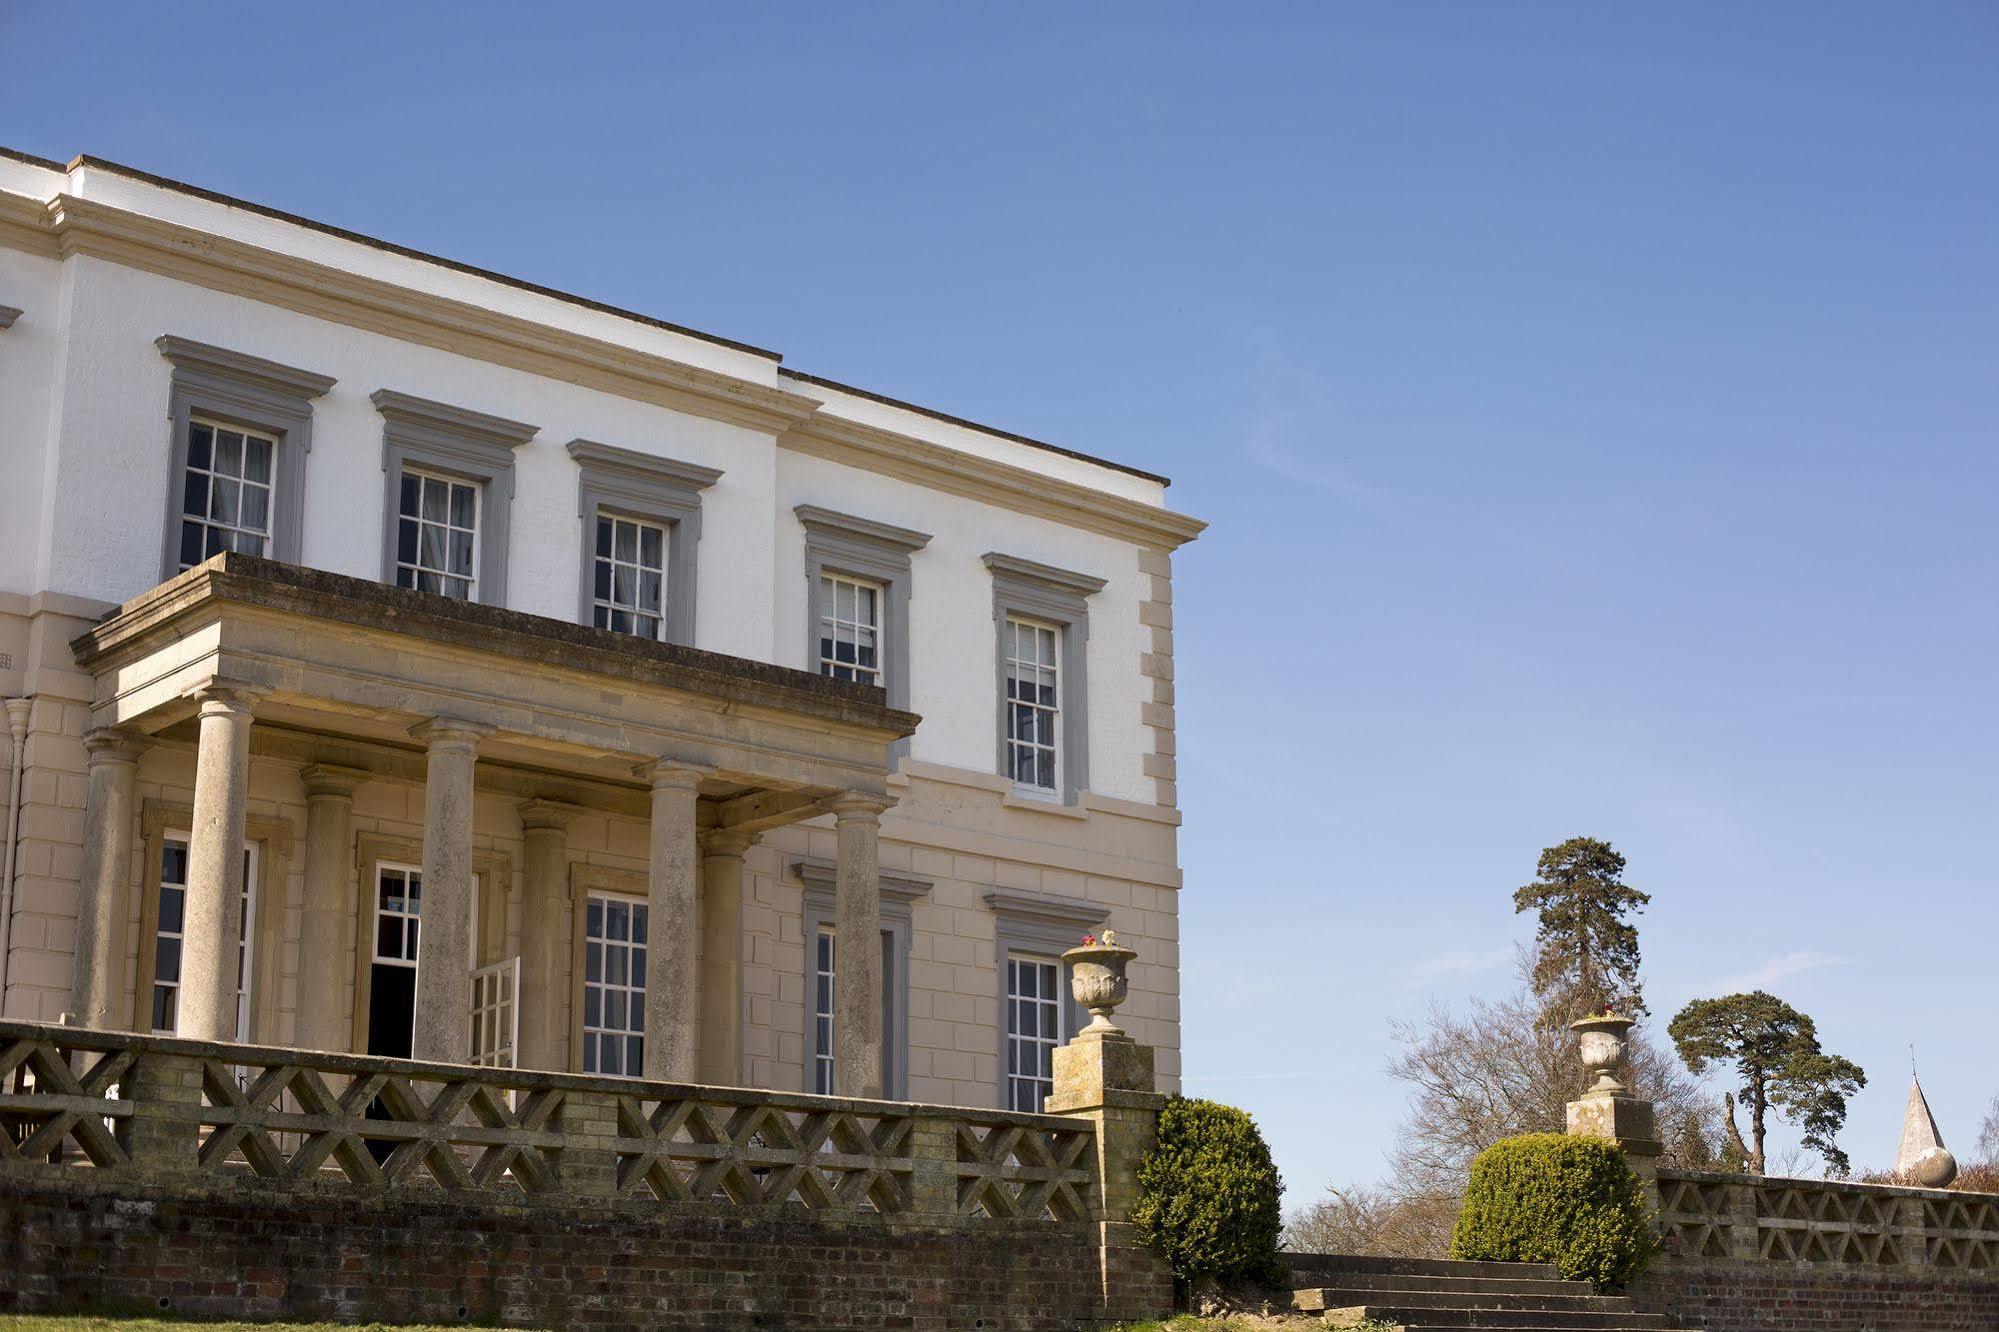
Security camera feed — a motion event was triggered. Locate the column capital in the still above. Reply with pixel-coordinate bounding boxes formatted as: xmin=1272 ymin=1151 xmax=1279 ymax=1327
xmin=411 ymin=715 xmax=494 ymax=748
xmin=300 ymin=762 xmax=370 ymax=800
xmin=181 ymin=678 xmax=269 ymax=717
xmin=701 ymin=826 xmax=759 ymax=858
xmin=519 ymin=797 xmax=587 ymax=832
xmin=82 ymin=726 xmax=146 ymax=766
xmin=828 ymin=791 xmax=895 ymax=824
xmin=636 ymin=756 xmax=711 ymax=790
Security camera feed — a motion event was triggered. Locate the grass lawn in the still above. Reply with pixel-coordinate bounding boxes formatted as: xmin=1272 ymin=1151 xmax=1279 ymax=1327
xmin=3 ymin=1312 xmax=1327 ymax=1320
xmin=0 ymin=1312 xmax=495 ymax=1320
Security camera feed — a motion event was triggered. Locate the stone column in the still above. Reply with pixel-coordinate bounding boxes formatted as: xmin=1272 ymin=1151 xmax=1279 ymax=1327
xmin=1046 ymin=986 xmax=1173 ymax=1324
xmin=178 ymin=684 xmax=260 ymax=1043
xmin=698 ymin=828 xmax=755 ymax=1085
xmin=69 ymin=727 xmax=144 ymax=1029
xmin=410 ymin=717 xmax=491 ymax=1064
xmin=295 ymin=764 xmax=366 ymax=1052
xmin=831 ymin=792 xmax=893 ymax=1099
xmin=639 ymin=759 xmax=706 ymax=1082
xmin=518 ymin=798 xmax=583 ymax=1073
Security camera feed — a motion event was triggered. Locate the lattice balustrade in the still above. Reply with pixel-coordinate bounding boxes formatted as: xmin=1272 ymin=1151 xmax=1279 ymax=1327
xmin=1754 ymin=1179 xmax=1908 ymax=1265
xmin=1656 ymin=1167 xmax=1999 ymax=1274
xmin=0 ymin=1019 xmax=1099 ymax=1229
xmin=1657 ymin=1173 xmax=1735 ymax=1260
xmin=612 ymin=1094 xmax=915 ymax=1212
xmin=0 ymin=1027 xmax=135 ymax=1169
xmin=1919 ymin=1193 xmax=1999 ymax=1270
xmin=955 ymin=1117 xmax=1094 ymax=1221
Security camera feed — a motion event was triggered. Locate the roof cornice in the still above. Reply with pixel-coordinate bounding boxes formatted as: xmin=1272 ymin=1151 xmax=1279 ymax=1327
xmin=31 ymin=191 xmax=821 ymax=435
xmin=782 ymin=410 xmax=1207 ymax=552
xmin=3 ymin=187 xmax=1207 ymax=552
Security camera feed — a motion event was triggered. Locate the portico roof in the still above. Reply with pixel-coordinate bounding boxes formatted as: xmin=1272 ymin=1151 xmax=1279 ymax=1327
xmin=71 ymin=554 xmax=920 ymax=821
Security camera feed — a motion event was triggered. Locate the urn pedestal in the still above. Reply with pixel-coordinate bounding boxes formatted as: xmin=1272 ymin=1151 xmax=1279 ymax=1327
xmin=1564 ymin=1013 xmax=1663 ymax=1176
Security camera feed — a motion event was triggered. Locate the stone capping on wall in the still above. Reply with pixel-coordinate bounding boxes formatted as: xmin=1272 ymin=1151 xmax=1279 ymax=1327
xmin=154 ymin=334 xmax=338 ymax=577
xmin=1654 ymin=1166 xmax=1999 ymax=1272
xmin=568 ymin=439 xmax=722 ymax=648
xmin=68 ymin=554 xmax=921 ymax=738
xmin=793 ymin=857 xmax=933 ymax=1100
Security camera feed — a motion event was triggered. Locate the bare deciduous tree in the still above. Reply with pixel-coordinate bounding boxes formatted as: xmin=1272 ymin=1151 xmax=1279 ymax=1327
xmin=1285 ymin=961 xmax=1740 ymax=1258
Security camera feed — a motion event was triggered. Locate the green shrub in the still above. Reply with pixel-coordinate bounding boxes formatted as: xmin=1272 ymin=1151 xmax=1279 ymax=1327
xmin=1449 ymin=1133 xmax=1658 ymax=1288
xmin=1131 ymin=1096 xmax=1284 ymax=1284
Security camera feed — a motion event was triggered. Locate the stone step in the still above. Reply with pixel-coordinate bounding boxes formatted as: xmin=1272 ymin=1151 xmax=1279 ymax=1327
xmin=1286 ymin=1253 xmax=1567 ymax=1283
xmin=1318 ymin=1306 xmax=1676 ymax=1331
xmin=1292 ymin=1272 xmax=1600 ymax=1300
xmin=1294 ymin=1287 xmax=1633 ymax=1315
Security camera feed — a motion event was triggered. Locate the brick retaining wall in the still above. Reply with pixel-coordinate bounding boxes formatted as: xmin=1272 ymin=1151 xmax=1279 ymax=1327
xmin=0 ymin=1020 xmax=1174 ymax=1330
xmin=1633 ymin=1259 xmax=1999 ymax=1332
xmin=0 ymin=1178 xmax=1156 ymax=1331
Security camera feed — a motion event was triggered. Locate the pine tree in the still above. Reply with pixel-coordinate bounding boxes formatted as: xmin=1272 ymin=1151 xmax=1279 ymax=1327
xmin=1512 ymin=837 xmax=1650 ymax=1020
xmin=1668 ymin=991 xmax=1867 ymax=1177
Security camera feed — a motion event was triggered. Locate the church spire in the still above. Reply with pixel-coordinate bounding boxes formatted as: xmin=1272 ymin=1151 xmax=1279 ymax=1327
xmin=1896 ymin=1072 xmax=1958 ymax=1188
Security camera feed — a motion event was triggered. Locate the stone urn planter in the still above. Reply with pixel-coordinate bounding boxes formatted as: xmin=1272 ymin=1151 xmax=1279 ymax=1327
xmin=1062 ymin=941 xmax=1137 ymax=1036
xmin=1571 ymin=1013 xmax=1636 ymax=1097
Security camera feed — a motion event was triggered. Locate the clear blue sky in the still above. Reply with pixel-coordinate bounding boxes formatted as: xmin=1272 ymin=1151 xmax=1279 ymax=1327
xmin=5 ymin=2 xmax=1994 ymax=1199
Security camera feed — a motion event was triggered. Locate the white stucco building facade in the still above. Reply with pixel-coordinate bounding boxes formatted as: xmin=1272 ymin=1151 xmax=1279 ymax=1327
xmin=0 ymin=148 xmax=1203 ymax=1111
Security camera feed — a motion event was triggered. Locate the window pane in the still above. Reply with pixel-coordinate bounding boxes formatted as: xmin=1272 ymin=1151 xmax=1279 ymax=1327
xmin=209 ymin=477 xmax=239 ymax=526
xmin=243 ymin=436 xmax=272 ymax=484
xmin=240 ymin=484 xmax=269 ymax=534
xmin=187 ymin=424 xmax=213 ymax=470
xmin=400 ymin=472 xmax=421 ymax=517
xmin=421 ymin=476 xmax=448 ymax=523
xmin=640 ymin=524 xmax=663 ymax=567
xmin=451 ymin=483 xmax=476 ymax=528
xmin=154 ymin=937 xmax=181 ymax=985
xmin=614 ymin=519 xmax=637 ymax=562
xmin=447 ymin=528 xmax=474 ymax=577
xmin=215 ymin=431 xmax=243 ymax=477
xmin=595 ymin=517 xmax=614 ymax=558
xmin=157 ymin=885 xmax=184 ymax=934
xmin=181 ymin=471 xmax=209 ymax=520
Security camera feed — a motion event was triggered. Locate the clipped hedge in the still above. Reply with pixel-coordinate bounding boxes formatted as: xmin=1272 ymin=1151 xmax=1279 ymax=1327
xmin=1449 ymin=1133 xmax=1658 ymax=1288
xmin=1132 ymin=1095 xmax=1284 ymax=1284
